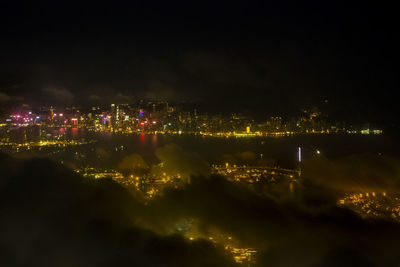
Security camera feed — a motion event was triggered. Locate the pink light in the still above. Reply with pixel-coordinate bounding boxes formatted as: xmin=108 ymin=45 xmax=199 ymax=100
xmin=152 ymin=121 xmax=157 ymax=124
xmin=59 ymin=113 xmax=63 ymax=117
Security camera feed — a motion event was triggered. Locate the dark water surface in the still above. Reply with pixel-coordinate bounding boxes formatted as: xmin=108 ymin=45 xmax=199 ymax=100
xmin=4 ymin=126 xmax=399 ymax=169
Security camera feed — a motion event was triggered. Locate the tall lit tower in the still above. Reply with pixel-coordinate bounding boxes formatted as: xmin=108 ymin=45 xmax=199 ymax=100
xmin=50 ymin=107 xmax=54 ymax=122
xmin=116 ymin=105 xmax=120 ymax=123
xmin=110 ymin=104 xmax=116 ymax=128
xmin=297 ymin=146 xmax=302 ymax=177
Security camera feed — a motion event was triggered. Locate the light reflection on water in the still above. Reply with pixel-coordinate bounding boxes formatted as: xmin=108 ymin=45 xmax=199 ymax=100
xmin=2 ymin=126 xmax=398 ymax=170
xmin=71 ymin=128 xmax=78 ymax=138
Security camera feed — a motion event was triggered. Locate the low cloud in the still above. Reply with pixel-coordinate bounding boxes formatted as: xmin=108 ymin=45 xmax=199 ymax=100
xmin=152 ymin=143 xmax=210 ymax=181
xmin=113 ymin=93 xmax=133 ymax=104
xmin=0 ymin=154 xmax=235 ymax=267
xmin=42 ymin=87 xmax=74 ymax=102
xmin=145 ymin=174 xmax=400 ymax=266
xmin=0 ymin=92 xmax=11 ymax=102
xmin=89 ymin=94 xmax=102 ymax=102
xmin=303 ymin=153 xmax=400 ymax=194
xmin=2 ymin=152 xmax=400 ymax=266
xmin=118 ymin=153 xmax=149 ymax=173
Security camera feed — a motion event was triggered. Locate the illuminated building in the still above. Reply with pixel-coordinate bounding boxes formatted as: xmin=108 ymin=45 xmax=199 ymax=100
xmin=111 ymin=104 xmax=116 ymax=127
xmin=71 ymin=118 xmax=78 ymax=126
xmin=116 ymin=105 xmax=120 ymax=123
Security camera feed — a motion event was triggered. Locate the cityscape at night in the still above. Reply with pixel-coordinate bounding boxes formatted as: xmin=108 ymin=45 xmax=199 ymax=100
xmin=1 ymin=2 xmax=399 ymax=267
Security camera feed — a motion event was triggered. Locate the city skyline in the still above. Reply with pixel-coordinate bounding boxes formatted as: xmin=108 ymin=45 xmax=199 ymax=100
xmin=1 ymin=2 xmax=399 ymax=266
xmin=0 ymin=2 xmax=398 ymax=124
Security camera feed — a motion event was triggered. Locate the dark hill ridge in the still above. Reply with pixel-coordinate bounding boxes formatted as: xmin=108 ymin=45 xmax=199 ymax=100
xmin=1 ymin=154 xmax=400 ymax=266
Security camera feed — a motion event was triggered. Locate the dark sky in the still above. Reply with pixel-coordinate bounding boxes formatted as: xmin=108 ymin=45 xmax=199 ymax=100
xmin=0 ymin=1 xmax=398 ymax=121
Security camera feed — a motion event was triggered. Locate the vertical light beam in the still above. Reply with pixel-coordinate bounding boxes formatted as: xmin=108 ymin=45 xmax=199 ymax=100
xmin=298 ymin=147 xmax=301 ymax=162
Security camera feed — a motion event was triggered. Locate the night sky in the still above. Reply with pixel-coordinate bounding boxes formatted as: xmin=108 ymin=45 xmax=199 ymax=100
xmin=0 ymin=2 xmax=398 ymax=122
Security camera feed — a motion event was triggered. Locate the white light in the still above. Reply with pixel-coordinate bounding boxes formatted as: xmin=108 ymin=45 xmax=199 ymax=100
xmin=298 ymin=147 xmax=301 ymax=162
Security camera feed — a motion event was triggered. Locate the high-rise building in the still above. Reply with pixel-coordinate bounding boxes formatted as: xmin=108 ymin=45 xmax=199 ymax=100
xmin=110 ymin=104 xmax=116 ymax=127
xmin=116 ymin=105 xmax=120 ymax=123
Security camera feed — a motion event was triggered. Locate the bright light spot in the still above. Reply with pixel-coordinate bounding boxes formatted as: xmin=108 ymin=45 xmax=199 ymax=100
xmin=298 ymin=147 xmax=301 ymax=162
